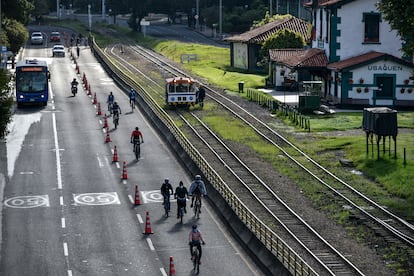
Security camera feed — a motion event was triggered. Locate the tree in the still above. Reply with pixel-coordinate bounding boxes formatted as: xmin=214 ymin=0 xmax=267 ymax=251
xmin=376 ymin=0 xmax=414 ymax=58
xmin=260 ymin=28 xmax=306 ymax=58
xmin=0 ymin=69 xmax=13 ymax=139
xmin=3 ymin=18 xmax=29 ymax=54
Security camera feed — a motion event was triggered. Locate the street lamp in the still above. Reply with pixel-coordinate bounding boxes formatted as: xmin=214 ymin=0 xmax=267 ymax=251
xmin=102 ymin=0 xmax=105 ymax=20
xmin=219 ymin=0 xmax=222 ymax=37
xmin=88 ymin=4 xmax=92 ymax=32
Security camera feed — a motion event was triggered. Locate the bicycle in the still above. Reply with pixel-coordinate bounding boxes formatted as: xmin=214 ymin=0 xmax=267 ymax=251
xmin=132 ymin=140 xmax=141 ymax=160
xmin=163 ymin=194 xmax=170 ymax=217
xmin=177 ymin=197 xmax=186 ymax=223
xmin=107 ymin=102 xmax=113 ymax=114
xmin=193 ymin=196 xmax=201 ymax=219
xmin=130 ymin=99 xmax=135 ymax=112
xmin=192 ymin=243 xmax=201 ymax=274
xmin=113 ymin=112 xmax=119 ymax=129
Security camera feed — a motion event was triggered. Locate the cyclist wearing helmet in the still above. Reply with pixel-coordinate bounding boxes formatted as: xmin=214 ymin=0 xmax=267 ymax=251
xmin=112 ymin=101 xmax=121 ymax=116
xmin=107 ymin=92 xmax=115 ymax=112
xmin=130 ymin=127 xmax=144 ymax=147
xmin=160 ymin=178 xmax=174 ymax=211
xmin=189 ymin=224 xmax=205 ymax=263
xmin=129 ymin=88 xmax=136 ymax=105
xmin=188 ymin=175 xmax=207 ymax=212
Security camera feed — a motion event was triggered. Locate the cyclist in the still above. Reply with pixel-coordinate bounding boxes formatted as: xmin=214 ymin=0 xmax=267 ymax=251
xmin=71 ymin=78 xmax=79 ymax=87
xmin=112 ymin=101 xmax=121 ymax=116
xmin=174 ymin=181 xmax=189 ymax=219
xmin=130 ymin=127 xmax=144 ymax=151
xmin=107 ymin=92 xmax=115 ymax=113
xmin=189 ymin=224 xmax=205 ymax=263
xmin=160 ymin=178 xmax=174 ymax=211
xmin=189 ymin=175 xmax=207 ymax=213
xmin=129 ymin=88 xmax=136 ymax=106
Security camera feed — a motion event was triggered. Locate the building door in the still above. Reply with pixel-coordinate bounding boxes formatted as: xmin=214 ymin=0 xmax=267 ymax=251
xmin=375 ymin=76 xmax=394 ymax=99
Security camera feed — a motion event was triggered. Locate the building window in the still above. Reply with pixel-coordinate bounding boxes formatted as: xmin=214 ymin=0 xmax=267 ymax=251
xmin=363 ymin=13 xmax=380 ymax=43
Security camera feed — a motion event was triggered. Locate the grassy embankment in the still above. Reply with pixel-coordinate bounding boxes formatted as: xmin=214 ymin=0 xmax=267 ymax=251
xmin=76 ymin=20 xmax=414 ymax=222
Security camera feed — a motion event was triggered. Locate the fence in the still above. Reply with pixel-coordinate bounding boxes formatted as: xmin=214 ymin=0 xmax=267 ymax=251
xmin=90 ymin=38 xmax=318 ymax=276
xmin=246 ymin=88 xmax=311 ymax=132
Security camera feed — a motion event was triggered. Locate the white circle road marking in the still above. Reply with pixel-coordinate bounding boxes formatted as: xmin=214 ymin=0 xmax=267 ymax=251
xmin=4 ymin=195 xmax=50 ymax=208
xmin=141 ymin=190 xmax=176 ymax=204
xmin=73 ymin=192 xmax=120 ymax=206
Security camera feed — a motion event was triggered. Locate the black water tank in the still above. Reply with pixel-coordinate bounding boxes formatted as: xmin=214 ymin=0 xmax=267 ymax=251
xmin=362 ymin=107 xmax=398 ymax=136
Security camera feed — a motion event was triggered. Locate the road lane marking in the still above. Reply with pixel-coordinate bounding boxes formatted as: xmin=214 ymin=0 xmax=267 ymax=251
xmin=60 ymin=196 xmax=64 ymax=206
xmin=160 ymin=268 xmax=167 ymax=276
xmin=146 ymin=238 xmax=155 ymax=251
xmin=73 ymin=192 xmax=121 ymax=206
xmin=4 ymin=195 xmax=49 ymax=208
xmin=67 ymin=270 xmax=72 ymax=276
xmin=61 ymin=217 xmax=66 ymax=228
xmin=141 ymin=190 xmax=177 ymax=204
xmin=52 ymin=112 xmax=63 ymax=190
xmin=63 ymin=242 xmax=69 ymax=256
xmin=136 ymin=214 xmax=143 ymax=224
xmin=128 ymin=194 xmax=134 ymax=204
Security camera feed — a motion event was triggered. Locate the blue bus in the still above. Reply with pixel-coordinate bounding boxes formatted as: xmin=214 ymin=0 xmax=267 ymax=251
xmin=15 ymin=59 xmax=50 ymax=107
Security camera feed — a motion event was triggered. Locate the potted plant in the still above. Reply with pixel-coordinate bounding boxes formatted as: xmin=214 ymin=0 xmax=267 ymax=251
xmin=408 ymin=88 xmax=413 ymax=93
xmin=404 ymin=79 xmax=410 ymax=85
xmin=401 ymin=88 xmax=406 ymax=93
xmin=364 ymin=87 xmax=369 ymax=92
xmin=357 ymin=87 xmax=362 ymax=93
xmin=359 ymin=78 xmax=364 ymax=84
xmin=348 ymin=79 xmax=354 ymax=84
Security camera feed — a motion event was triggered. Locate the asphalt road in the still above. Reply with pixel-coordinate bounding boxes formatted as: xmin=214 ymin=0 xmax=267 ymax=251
xmin=0 ymin=27 xmax=262 ymax=275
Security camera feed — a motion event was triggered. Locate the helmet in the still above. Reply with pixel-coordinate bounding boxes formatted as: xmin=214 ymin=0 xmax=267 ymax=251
xmin=179 ymin=181 xmax=184 ymax=186
xmin=73 ymin=78 xmax=76 ymax=81
xmin=114 ymin=102 xmax=118 ymax=105
xmin=110 ymin=91 xmax=113 ymax=95
xmin=135 ymin=127 xmax=139 ymax=131
xmin=195 ymin=175 xmax=201 ymax=180
xmin=192 ymin=224 xmax=197 ymax=229
xmin=165 ymin=178 xmax=169 ymax=183
xmin=130 ymin=88 xmax=134 ymax=92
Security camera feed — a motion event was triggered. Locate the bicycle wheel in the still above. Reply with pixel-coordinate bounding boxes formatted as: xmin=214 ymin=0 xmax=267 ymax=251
xmin=194 ymin=199 xmax=200 ymax=219
xmin=180 ymin=207 xmax=184 ymax=223
xmin=193 ymin=248 xmax=200 ymax=274
xmin=114 ymin=118 xmax=118 ymax=129
xmin=131 ymin=100 xmax=135 ymax=112
xmin=164 ymin=198 xmax=169 ymax=217
xmin=135 ymin=143 xmax=140 ymax=160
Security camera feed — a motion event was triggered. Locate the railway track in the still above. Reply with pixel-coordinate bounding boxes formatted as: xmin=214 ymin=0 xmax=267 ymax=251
xmin=103 ymin=43 xmax=414 ymax=274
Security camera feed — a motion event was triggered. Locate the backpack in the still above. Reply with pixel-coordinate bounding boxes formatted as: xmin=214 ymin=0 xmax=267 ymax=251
xmin=193 ymin=182 xmax=201 ymax=194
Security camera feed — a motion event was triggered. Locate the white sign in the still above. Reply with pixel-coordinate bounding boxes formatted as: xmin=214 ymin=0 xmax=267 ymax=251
xmin=73 ymin=192 xmax=120 ymax=206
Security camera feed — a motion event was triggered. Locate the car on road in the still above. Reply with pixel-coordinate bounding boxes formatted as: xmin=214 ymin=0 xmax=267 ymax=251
xmin=50 ymin=32 xmax=61 ymax=42
xmin=30 ymin=32 xmax=44 ymax=45
xmin=52 ymin=44 xmax=65 ymax=57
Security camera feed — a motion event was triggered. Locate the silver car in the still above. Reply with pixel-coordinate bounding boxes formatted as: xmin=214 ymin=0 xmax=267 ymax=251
xmin=52 ymin=44 xmax=65 ymax=57
xmin=31 ymin=32 xmax=44 ymax=45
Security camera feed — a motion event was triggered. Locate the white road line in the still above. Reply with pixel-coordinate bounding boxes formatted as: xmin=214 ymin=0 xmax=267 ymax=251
xmin=115 ymin=162 xmax=120 ymax=169
xmin=146 ymin=238 xmax=155 ymax=251
xmin=128 ymin=194 xmax=134 ymax=204
xmin=96 ymin=154 xmax=104 ymax=168
xmin=67 ymin=270 xmax=73 ymax=276
xmin=61 ymin=217 xmax=66 ymax=228
xmin=137 ymin=214 xmax=143 ymax=224
xmin=60 ymin=196 xmax=64 ymax=206
xmin=160 ymin=268 xmax=167 ymax=276
xmin=63 ymin=242 xmax=69 ymax=256
xmin=52 ymin=113 xmax=63 ymax=190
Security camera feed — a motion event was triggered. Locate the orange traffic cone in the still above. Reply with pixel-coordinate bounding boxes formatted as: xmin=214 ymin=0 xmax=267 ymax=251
xmin=112 ymin=145 xmax=118 ymax=162
xmin=134 ymin=185 xmax=141 ymax=205
xmin=169 ymin=256 xmax=176 ymax=276
xmin=103 ymin=114 xmax=108 ymax=129
xmin=93 ymin=92 xmax=97 ymax=104
xmin=143 ymin=211 xmax=153 ymax=234
xmin=76 ymin=64 xmax=80 ymax=74
xmin=97 ymin=102 xmax=102 ymax=116
xmin=121 ymin=161 xmax=128 ymax=179
xmin=105 ymin=128 xmax=111 ymax=143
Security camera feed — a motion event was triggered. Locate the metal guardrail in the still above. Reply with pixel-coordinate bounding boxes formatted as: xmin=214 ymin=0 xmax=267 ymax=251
xmin=90 ymin=39 xmax=318 ymax=276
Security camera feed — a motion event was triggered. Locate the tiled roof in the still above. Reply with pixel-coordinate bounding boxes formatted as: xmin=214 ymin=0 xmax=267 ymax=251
xmin=224 ymin=17 xmax=311 ymax=44
xmin=269 ymin=48 xmax=328 ymax=68
xmin=327 ymin=51 xmax=414 ymax=71
xmin=304 ymin=0 xmax=344 ymax=6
